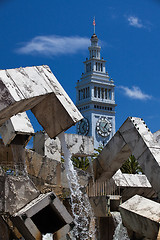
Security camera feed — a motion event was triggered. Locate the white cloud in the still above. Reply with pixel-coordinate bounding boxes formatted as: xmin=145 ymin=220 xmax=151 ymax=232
xmin=17 ymin=35 xmax=90 ymax=56
xmin=127 ymin=16 xmax=144 ymax=28
xmin=119 ymin=86 xmax=152 ymax=100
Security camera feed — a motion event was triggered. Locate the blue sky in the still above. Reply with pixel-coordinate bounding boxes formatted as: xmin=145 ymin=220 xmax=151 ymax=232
xmin=0 ymin=0 xmax=160 ymax=134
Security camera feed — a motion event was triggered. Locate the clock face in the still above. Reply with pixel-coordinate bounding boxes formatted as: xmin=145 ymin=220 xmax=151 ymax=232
xmin=77 ymin=118 xmax=89 ymax=135
xmin=96 ymin=117 xmax=112 ymax=137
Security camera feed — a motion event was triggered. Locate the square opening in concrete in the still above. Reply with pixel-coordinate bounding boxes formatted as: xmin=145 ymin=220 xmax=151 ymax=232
xmin=11 ymin=192 xmax=73 ymax=240
xmin=31 ymin=204 xmax=66 ymax=234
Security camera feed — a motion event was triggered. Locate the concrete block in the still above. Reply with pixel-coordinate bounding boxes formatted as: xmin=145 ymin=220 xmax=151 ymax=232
xmin=33 ymin=131 xmax=61 ymax=162
xmin=33 ymin=132 xmax=94 ymax=161
xmin=25 ymin=149 xmax=90 ymax=190
xmin=0 ymin=175 xmax=39 ymax=215
xmin=0 ymin=66 xmax=83 ymax=138
xmin=89 ymin=196 xmax=109 ymax=217
xmin=0 ymin=112 xmax=34 ymax=146
xmin=11 ymin=192 xmax=73 ymax=240
xmin=119 ymin=195 xmax=160 ymax=240
xmin=89 ymin=195 xmax=121 ymax=217
xmin=64 ymin=133 xmax=94 ymax=157
xmin=113 ymin=170 xmax=156 ymax=201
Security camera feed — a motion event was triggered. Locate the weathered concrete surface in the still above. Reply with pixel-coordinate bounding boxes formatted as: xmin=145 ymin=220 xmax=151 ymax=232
xmin=119 ymin=195 xmax=160 ymax=240
xmin=112 ymin=170 xmax=156 ymax=201
xmin=33 ymin=131 xmax=61 ymax=161
xmin=0 ymin=216 xmax=10 ymax=240
xmin=64 ymin=133 xmax=94 ymax=157
xmin=89 ymin=195 xmax=121 ymax=217
xmin=93 ymin=130 xmax=131 ymax=181
xmin=0 ymin=112 xmax=34 ymax=146
xmin=0 ymin=175 xmax=39 ymax=215
xmin=0 ymin=140 xmax=90 ymax=194
xmin=53 ymin=224 xmax=73 ymax=240
xmin=25 ymin=149 xmax=90 ymax=191
xmin=153 ymin=130 xmax=160 ymax=143
xmin=0 ymin=139 xmax=13 ymax=168
xmin=97 ymin=217 xmax=115 ymax=240
xmin=11 ymin=192 xmax=73 ymax=240
xmin=93 ymin=117 xmax=160 ymax=197
xmin=0 ymin=65 xmax=83 ymax=138
xmin=33 ymin=132 xmax=94 ymax=161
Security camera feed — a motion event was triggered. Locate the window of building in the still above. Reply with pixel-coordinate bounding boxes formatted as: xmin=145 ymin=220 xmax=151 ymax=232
xmin=108 ymin=89 xmax=112 ymax=100
xmin=98 ymin=87 xmax=100 ymax=98
xmin=101 ymin=88 xmax=104 ymax=99
xmin=94 ymin=87 xmax=97 ymax=98
xmin=101 ymin=63 xmax=103 ymax=72
xmin=105 ymin=89 xmax=108 ymax=99
xmin=98 ymin=63 xmax=100 ymax=71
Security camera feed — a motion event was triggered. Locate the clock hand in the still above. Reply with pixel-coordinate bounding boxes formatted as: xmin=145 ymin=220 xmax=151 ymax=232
xmin=104 ymin=123 xmax=108 ymax=129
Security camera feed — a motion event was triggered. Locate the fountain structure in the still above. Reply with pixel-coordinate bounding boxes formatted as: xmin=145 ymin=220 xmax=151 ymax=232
xmin=0 ymin=66 xmax=160 ymax=239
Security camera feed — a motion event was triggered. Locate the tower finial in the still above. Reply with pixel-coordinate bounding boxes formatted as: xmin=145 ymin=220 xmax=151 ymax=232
xmin=93 ymin=17 xmax=96 ymax=34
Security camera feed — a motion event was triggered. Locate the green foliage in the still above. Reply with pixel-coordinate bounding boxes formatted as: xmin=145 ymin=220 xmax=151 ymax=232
xmin=120 ymin=155 xmax=143 ymax=174
xmin=65 ymin=143 xmax=143 ymax=175
xmin=71 ymin=156 xmax=90 ymax=171
xmin=93 ymin=145 xmax=104 ymax=158
xmin=71 ymin=145 xmax=104 ymax=171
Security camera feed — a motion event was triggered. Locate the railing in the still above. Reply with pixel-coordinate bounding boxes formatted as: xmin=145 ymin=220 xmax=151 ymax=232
xmin=86 ymin=179 xmax=120 ymax=197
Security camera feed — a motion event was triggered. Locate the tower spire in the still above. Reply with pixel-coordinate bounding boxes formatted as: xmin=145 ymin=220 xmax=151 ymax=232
xmin=93 ymin=17 xmax=96 ymax=34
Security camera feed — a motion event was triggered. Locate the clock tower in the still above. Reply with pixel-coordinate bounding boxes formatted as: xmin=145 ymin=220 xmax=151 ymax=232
xmin=76 ymin=32 xmax=116 ymax=149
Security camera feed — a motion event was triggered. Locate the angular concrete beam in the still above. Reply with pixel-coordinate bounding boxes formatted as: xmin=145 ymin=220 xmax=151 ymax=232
xmin=113 ymin=170 xmax=156 ymax=201
xmin=33 ymin=132 xmax=94 ymax=161
xmin=93 ymin=130 xmax=131 ymax=181
xmin=0 ymin=66 xmax=83 ymax=138
xmin=11 ymin=192 xmax=73 ymax=240
xmin=94 ymin=117 xmax=160 ymax=196
xmin=119 ymin=195 xmax=160 ymax=240
xmin=0 ymin=112 xmax=34 ymax=146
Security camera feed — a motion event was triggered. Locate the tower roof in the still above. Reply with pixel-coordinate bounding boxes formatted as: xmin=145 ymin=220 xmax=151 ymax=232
xmin=91 ymin=33 xmax=98 ymax=39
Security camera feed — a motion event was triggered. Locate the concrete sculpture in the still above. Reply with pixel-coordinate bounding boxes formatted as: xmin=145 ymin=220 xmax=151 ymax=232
xmin=0 ymin=65 xmax=83 ymax=239
xmin=0 ymin=65 xmax=83 ymax=138
xmin=93 ymin=117 xmax=160 ymax=198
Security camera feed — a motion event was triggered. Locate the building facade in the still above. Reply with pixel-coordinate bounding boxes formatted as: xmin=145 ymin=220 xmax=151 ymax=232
xmin=76 ymin=33 xmax=116 ymax=149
